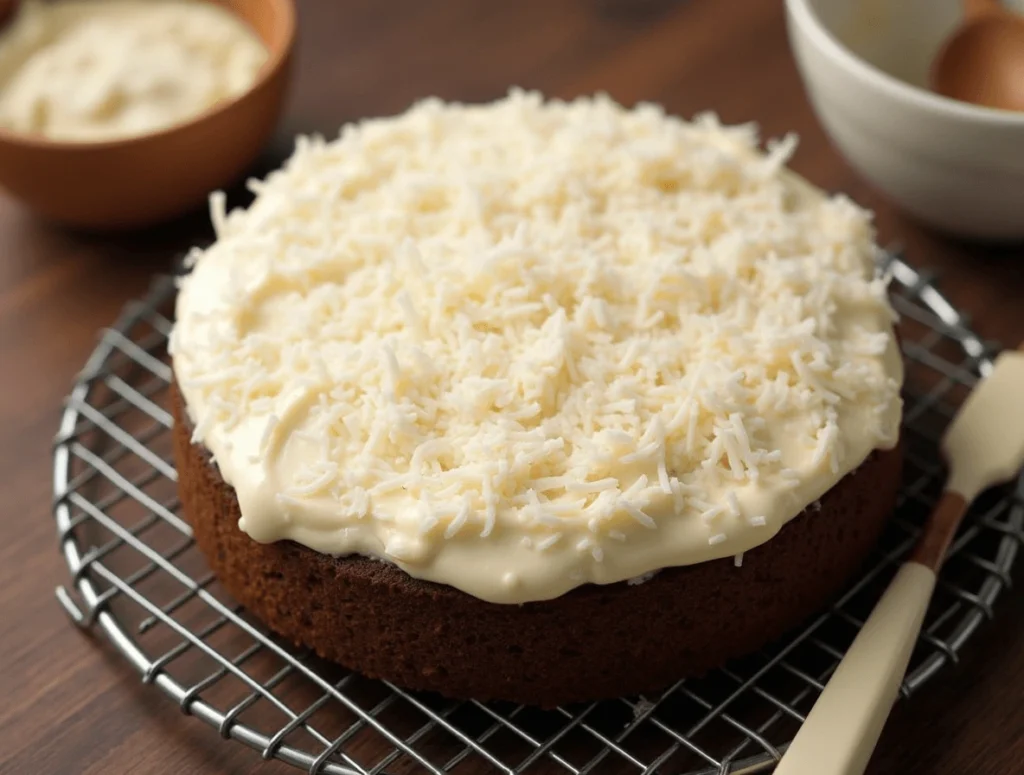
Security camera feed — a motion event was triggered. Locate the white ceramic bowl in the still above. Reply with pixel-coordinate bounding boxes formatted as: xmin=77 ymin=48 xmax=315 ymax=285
xmin=786 ymin=0 xmax=1024 ymax=241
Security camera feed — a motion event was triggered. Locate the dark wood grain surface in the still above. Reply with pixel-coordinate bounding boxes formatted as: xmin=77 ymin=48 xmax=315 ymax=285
xmin=2 ymin=2 xmax=1023 ymax=773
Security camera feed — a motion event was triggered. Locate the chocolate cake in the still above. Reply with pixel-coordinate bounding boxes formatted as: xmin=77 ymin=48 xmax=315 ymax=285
xmin=169 ymin=92 xmax=905 ymax=706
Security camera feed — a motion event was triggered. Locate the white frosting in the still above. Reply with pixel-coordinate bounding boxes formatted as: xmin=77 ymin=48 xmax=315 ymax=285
xmin=0 ymin=0 xmax=267 ymax=142
xmin=171 ymin=91 xmax=904 ymax=604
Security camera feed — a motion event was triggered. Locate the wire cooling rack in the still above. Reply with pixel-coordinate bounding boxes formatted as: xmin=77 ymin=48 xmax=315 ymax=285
xmin=53 ymin=252 xmax=1023 ymax=775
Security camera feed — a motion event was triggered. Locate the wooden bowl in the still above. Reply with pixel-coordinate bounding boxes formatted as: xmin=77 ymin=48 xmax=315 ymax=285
xmin=0 ymin=0 xmax=296 ymax=230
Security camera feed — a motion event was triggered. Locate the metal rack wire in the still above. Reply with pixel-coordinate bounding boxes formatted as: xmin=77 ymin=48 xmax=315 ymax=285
xmin=53 ymin=253 xmax=1023 ymax=775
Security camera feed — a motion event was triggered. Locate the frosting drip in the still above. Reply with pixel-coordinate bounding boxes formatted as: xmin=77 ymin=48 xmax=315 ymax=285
xmin=172 ymin=91 xmax=904 ymax=604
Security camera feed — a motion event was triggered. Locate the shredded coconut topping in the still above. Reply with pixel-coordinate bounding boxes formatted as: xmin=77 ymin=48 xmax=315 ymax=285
xmin=173 ymin=91 xmax=903 ymax=604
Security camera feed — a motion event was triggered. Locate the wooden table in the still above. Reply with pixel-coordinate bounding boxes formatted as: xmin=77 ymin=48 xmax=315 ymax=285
xmin=2 ymin=2 xmax=1023 ymax=773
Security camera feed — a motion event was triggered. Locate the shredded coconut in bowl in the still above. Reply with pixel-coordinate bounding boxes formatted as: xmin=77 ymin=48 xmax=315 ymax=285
xmin=0 ymin=0 xmax=267 ymax=141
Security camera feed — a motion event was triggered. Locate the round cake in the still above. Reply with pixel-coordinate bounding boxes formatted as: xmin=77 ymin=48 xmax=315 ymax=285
xmin=170 ymin=91 xmax=904 ymax=707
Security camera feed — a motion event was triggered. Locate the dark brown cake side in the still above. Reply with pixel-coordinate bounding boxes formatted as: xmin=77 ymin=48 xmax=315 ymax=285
xmin=171 ymin=384 xmax=902 ymax=707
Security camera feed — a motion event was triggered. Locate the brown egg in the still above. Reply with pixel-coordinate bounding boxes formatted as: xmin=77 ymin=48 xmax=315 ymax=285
xmin=931 ymin=14 xmax=1024 ymax=112
xmin=0 ymin=0 xmax=296 ymax=230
